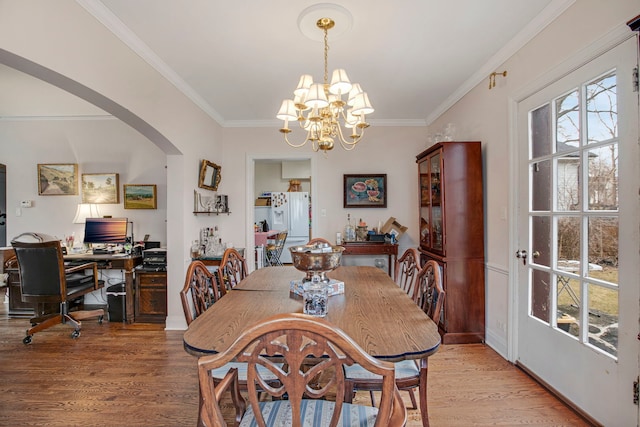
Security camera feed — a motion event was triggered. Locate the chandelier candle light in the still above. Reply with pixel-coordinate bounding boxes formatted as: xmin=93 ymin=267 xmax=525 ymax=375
xmin=277 ymin=17 xmax=374 ymax=153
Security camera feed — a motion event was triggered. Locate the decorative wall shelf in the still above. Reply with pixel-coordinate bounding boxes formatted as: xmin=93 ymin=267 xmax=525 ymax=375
xmin=193 ymin=211 xmax=231 ymax=216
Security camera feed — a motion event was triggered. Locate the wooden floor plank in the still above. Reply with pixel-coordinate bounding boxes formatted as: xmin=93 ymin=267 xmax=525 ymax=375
xmin=0 ymin=304 xmax=591 ymax=426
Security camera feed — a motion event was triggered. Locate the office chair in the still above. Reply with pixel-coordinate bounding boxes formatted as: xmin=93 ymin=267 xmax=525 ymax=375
xmin=11 ymin=232 xmax=104 ymax=344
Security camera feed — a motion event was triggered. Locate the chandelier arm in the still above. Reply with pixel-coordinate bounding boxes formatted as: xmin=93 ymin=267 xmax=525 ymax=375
xmin=283 ymin=129 xmax=313 ymax=148
xmin=335 ymin=123 xmax=362 ymax=150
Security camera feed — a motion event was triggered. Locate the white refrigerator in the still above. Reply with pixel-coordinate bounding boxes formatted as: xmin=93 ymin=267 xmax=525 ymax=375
xmin=270 ymin=192 xmax=310 ymax=264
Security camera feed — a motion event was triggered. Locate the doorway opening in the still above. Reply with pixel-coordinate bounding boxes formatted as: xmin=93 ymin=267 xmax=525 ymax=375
xmin=245 ymin=154 xmax=316 ymax=271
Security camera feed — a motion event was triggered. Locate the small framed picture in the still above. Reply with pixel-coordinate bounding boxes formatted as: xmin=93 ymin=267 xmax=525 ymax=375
xmin=343 ymin=174 xmax=387 ymax=208
xmin=37 ymin=163 xmax=78 ymax=195
xmin=82 ymin=173 xmax=120 ymax=204
xmin=124 ymin=184 xmax=157 ymax=209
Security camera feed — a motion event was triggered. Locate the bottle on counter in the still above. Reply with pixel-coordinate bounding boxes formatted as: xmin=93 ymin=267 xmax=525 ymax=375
xmin=344 ymin=214 xmax=355 ymax=242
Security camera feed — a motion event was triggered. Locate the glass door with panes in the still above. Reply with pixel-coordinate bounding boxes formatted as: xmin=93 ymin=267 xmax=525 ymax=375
xmin=515 ymin=37 xmax=639 ymax=425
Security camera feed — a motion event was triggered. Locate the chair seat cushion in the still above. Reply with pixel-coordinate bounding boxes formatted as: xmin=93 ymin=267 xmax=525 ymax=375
xmin=239 ymin=399 xmax=378 ymax=427
xmin=344 ymin=359 xmax=419 ymax=380
xmin=211 ymin=362 xmax=282 ymax=382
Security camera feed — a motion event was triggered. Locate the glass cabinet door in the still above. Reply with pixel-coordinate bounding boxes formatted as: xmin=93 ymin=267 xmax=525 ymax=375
xmin=430 ymin=152 xmax=443 ymax=252
xmin=418 ymin=148 xmax=444 ymax=253
xmin=419 ymin=160 xmax=431 ymax=247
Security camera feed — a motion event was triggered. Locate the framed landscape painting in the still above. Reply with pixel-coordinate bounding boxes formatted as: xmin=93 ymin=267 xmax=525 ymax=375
xmin=343 ymin=174 xmax=387 ymax=208
xmin=37 ymin=163 xmax=78 ymax=195
xmin=82 ymin=173 xmax=119 ymax=204
xmin=124 ymin=184 xmax=157 ymax=209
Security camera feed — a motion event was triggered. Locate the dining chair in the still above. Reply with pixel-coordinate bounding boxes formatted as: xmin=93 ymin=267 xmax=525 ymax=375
xmin=181 ymin=260 xmax=281 ymax=426
xmin=11 ymin=232 xmax=105 ymax=344
xmin=216 ymin=247 xmax=247 ymax=294
xmin=198 ymin=313 xmax=407 ymax=427
xmin=265 ymin=230 xmax=288 ymax=266
xmin=394 ymin=247 xmax=421 ymax=298
xmin=344 ymin=260 xmax=444 ymax=427
xmin=179 ymin=260 xmax=224 ymax=325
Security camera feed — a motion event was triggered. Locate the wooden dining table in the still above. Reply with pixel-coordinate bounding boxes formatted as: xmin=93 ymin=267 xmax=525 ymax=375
xmin=183 ymin=265 xmax=441 ymax=362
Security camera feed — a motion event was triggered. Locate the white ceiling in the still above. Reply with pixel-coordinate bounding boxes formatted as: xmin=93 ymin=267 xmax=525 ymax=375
xmin=1 ymin=0 xmax=570 ymax=127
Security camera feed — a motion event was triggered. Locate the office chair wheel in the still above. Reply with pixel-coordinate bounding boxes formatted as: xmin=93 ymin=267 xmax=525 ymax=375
xmin=23 ymin=335 xmax=33 ymax=345
xmin=98 ymin=315 xmax=104 ymax=324
xmin=71 ymin=329 xmax=81 ymax=339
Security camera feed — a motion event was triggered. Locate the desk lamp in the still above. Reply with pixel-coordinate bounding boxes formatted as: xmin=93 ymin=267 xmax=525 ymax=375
xmin=72 ymin=203 xmax=100 ymax=224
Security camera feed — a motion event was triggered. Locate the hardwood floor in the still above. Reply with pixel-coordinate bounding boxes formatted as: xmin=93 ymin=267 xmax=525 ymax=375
xmin=0 ymin=302 xmax=591 ymax=426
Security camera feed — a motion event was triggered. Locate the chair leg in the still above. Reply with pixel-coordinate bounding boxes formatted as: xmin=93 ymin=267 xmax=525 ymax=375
xmin=418 ymin=364 xmax=430 ymax=427
xmin=406 ymin=388 xmax=418 ymax=410
xmin=26 ymin=313 xmax=64 ymax=337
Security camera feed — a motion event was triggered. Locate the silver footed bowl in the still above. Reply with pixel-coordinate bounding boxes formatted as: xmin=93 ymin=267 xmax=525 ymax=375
xmin=289 ymin=244 xmax=344 ymax=282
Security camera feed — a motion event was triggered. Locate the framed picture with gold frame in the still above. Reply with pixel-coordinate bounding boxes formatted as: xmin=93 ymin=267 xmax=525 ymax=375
xmin=124 ymin=184 xmax=157 ymax=209
xmin=198 ymin=159 xmax=221 ymax=191
xmin=37 ymin=163 xmax=78 ymax=195
xmin=82 ymin=173 xmax=119 ymax=204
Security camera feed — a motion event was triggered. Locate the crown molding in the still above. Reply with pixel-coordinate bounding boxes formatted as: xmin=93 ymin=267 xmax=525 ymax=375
xmin=77 ymin=0 xmax=225 ymax=125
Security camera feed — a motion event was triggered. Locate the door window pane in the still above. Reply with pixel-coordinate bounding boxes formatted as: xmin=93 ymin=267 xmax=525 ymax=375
xmin=532 ymin=160 xmax=550 ymax=211
xmin=588 ymin=144 xmax=618 ymax=211
xmin=531 ymin=103 xmax=551 ymax=158
xmin=587 ymin=217 xmax=618 ymax=282
xmin=587 ymin=283 xmax=618 ymax=357
xmin=557 ymin=216 xmax=580 ymax=265
xmin=556 ymin=89 xmax=580 ymax=151
xmin=556 ymin=274 xmax=580 ymax=335
xmin=531 ymin=269 xmax=550 ymax=323
xmin=586 ymin=72 xmax=617 ymax=144
xmin=556 ymin=156 xmax=580 ymax=211
xmin=531 ymin=215 xmax=550 ymax=267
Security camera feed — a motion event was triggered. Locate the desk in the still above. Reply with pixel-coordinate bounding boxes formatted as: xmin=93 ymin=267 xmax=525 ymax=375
xmin=183 ymin=266 xmax=440 ymax=362
xmin=64 ymin=253 xmax=142 ymax=323
xmin=339 ymin=242 xmax=398 ymax=277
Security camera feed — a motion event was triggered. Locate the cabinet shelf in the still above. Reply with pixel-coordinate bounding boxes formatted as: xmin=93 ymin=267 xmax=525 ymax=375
xmin=193 ymin=211 xmax=231 ymax=216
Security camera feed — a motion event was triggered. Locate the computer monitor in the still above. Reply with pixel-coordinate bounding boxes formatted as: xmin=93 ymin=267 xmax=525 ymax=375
xmin=83 ymin=218 xmax=129 ymax=245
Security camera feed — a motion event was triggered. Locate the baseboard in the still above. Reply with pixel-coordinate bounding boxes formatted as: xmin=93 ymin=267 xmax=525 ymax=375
xmin=515 ymin=362 xmax=602 ymax=427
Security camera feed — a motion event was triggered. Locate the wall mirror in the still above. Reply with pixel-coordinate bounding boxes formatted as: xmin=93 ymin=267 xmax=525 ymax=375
xmin=198 ymin=160 xmax=222 ymax=191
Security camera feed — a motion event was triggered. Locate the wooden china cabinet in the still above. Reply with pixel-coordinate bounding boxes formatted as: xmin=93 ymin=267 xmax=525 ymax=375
xmin=417 ymin=141 xmax=485 ymax=344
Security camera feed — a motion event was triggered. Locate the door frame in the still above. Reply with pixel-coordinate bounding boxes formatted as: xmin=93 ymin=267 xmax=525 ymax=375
xmin=507 ymin=24 xmax=635 ymax=363
xmin=245 ymin=153 xmax=316 ymax=272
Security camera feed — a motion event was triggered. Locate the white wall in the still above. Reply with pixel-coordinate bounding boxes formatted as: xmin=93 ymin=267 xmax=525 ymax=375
xmin=1 ymin=118 xmax=167 ymax=244
xmin=222 ymin=126 xmax=428 ymax=263
xmin=428 ymin=0 xmax=638 ymax=356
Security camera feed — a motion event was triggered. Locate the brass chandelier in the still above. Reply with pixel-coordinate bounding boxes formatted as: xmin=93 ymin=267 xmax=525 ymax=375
xmin=277 ymin=17 xmax=374 ymax=153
